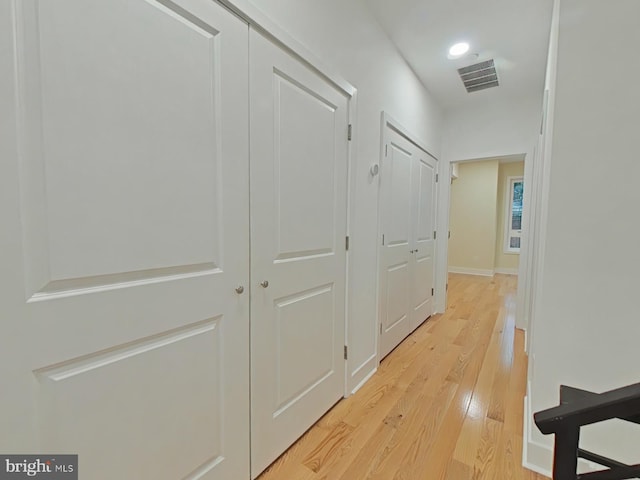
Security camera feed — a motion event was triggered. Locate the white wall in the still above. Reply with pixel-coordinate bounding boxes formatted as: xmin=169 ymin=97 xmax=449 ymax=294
xmin=233 ymin=0 xmax=443 ymax=391
xmin=525 ymin=0 xmax=640 ymax=474
xmin=442 ymin=94 xmax=542 ymax=163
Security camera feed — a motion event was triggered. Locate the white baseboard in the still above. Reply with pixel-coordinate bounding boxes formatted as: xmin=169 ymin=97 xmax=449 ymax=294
xmin=448 ymin=266 xmax=495 ymax=277
xmin=350 ymin=366 xmax=377 ymax=396
xmin=495 ymin=267 xmax=519 ymax=275
xmin=523 ymin=393 xmax=553 ymax=478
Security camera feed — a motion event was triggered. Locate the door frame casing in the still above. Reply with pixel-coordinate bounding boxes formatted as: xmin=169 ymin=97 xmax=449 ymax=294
xmin=212 ymin=1 xmax=359 ymax=398
xmin=376 ymin=112 xmax=440 ymax=366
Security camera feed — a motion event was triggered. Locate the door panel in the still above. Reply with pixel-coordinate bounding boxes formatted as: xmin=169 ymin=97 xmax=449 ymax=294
xmin=3 ymin=1 xmax=250 ymax=478
xmin=412 ymin=157 xmax=437 ymax=328
xmin=250 ymin=29 xmax=349 ymax=477
xmin=379 ymin=134 xmax=415 ymax=359
xmin=379 ymin=126 xmax=437 ymax=359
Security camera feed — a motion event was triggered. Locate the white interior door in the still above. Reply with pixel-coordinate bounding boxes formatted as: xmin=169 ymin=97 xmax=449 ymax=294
xmin=379 ymin=125 xmax=437 ymax=359
xmin=411 ymin=155 xmax=437 ymax=329
xmin=379 ymin=129 xmax=415 ymax=359
xmin=249 ymin=28 xmax=349 ymax=477
xmin=1 ymin=1 xmax=250 ymax=479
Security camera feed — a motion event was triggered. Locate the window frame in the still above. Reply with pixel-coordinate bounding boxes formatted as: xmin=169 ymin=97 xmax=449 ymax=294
xmin=504 ymin=175 xmax=524 ymax=254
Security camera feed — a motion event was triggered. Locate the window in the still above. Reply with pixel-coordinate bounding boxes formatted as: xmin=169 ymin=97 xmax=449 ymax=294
xmin=504 ymin=176 xmax=524 ymax=253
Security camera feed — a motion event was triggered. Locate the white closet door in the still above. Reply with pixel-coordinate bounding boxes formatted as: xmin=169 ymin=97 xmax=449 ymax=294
xmin=379 ymin=125 xmax=437 ymax=359
xmin=379 ymin=129 xmax=416 ymax=359
xmin=1 ymin=1 xmax=250 ymax=479
xmin=411 ymin=155 xmax=437 ymax=329
xmin=249 ymin=29 xmax=349 ymax=477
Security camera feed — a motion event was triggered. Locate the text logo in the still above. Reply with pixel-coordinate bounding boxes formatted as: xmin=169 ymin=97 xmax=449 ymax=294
xmin=0 ymin=456 xmax=77 ymax=479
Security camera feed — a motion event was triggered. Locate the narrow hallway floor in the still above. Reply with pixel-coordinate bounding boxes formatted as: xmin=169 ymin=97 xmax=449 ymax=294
xmin=257 ymin=273 xmax=548 ymax=480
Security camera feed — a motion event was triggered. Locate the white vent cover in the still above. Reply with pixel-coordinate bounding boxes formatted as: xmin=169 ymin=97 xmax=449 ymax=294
xmin=458 ymin=59 xmax=499 ymax=93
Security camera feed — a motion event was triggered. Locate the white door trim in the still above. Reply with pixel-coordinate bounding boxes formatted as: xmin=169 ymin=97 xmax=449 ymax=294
xmin=216 ymin=0 xmax=356 ymax=98
xmin=212 ymin=0 xmax=359 ymax=398
xmin=376 ymin=112 xmax=440 ymax=366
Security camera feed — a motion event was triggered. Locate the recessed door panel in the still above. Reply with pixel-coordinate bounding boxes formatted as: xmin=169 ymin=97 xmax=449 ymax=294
xmin=379 ymin=124 xmax=437 ymax=359
xmin=250 ymin=28 xmax=349 ymax=478
xmin=275 ymin=73 xmax=337 ymax=259
xmin=3 ymin=1 xmax=250 ymax=478
xmin=416 ymin=160 xmax=435 ymax=243
xmin=19 ymin=0 xmax=228 ymax=295
xmin=275 ymin=285 xmax=335 ymax=411
xmin=385 ymin=143 xmax=412 ymax=247
xmin=385 ymin=262 xmax=410 ymax=331
xmin=37 ymin=319 xmax=224 ymax=480
xmin=412 ymin=157 xmax=437 ymax=329
xmin=379 ymin=129 xmax=415 ymax=359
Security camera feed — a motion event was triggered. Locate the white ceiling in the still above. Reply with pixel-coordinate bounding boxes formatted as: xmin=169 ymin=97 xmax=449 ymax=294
xmin=366 ymin=0 xmax=554 ymax=111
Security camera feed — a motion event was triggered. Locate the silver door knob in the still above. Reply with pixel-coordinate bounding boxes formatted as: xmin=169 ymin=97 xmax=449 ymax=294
xmin=235 ymin=285 xmax=244 ymax=294
xmin=260 ymin=280 xmax=269 ymax=288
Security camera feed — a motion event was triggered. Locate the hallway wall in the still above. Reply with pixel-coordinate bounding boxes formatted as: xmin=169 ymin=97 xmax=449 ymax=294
xmin=526 ymin=0 xmax=640 ymax=473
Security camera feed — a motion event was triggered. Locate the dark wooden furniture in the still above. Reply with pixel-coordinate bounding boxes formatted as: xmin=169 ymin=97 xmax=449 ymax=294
xmin=534 ymin=382 xmax=640 ymax=480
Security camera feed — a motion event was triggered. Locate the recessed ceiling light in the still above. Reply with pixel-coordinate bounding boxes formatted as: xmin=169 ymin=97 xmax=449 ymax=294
xmin=448 ymin=42 xmax=470 ymax=58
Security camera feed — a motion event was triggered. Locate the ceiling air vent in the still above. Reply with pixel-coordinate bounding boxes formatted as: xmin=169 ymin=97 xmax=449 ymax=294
xmin=458 ymin=59 xmax=499 ymax=93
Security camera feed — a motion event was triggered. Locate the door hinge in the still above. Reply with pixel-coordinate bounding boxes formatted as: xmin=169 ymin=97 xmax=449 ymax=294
xmin=345 ymin=236 xmax=350 ymax=251
xmin=380 ymin=323 xmax=383 ymax=334
xmin=431 ymin=288 xmax=434 ymax=296
xmin=448 ymin=231 xmax=451 ymax=239
xmin=382 ymin=234 xmax=385 ymax=246
xmin=348 ymin=124 xmax=352 ymax=141
xmin=385 ymin=144 xmax=388 ymax=157
xmin=446 ymin=282 xmax=449 ymax=291
xmin=344 ymin=345 xmax=348 ymax=360
xmin=433 ymin=230 xmax=437 ymax=240
xmin=436 ymin=173 xmax=439 ymax=183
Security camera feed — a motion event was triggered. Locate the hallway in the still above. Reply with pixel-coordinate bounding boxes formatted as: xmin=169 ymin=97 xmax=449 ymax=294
xmin=258 ymin=273 xmax=548 ymax=479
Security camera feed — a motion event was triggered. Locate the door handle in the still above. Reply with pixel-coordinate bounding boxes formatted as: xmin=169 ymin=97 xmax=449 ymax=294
xmin=235 ymin=285 xmax=245 ymax=294
xmin=260 ymin=280 xmax=269 ymax=288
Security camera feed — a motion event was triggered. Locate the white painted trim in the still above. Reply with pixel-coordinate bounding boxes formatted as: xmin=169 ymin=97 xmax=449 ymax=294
xmin=504 ymin=175 xmax=524 ymax=254
xmin=436 ymin=158 xmax=451 ymax=313
xmin=377 ymin=112 xmax=440 ymax=367
xmin=494 ymin=267 xmax=519 ymax=275
xmin=452 ymin=153 xmax=525 ymax=165
xmin=522 ymin=0 xmax=561 ymax=473
xmin=350 ymin=367 xmax=378 ymax=396
xmin=347 ymin=350 xmax=377 ymax=398
xmin=217 ymin=0 xmax=356 ymax=97
xmin=448 ymin=267 xmax=495 ymax=277
xmin=344 ymin=91 xmax=360 ymax=396
xmin=382 ymin=112 xmax=438 ymax=161
xmin=522 ymin=390 xmax=553 ymax=477
xmin=378 ymin=113 xmax=447 ymax=317
xmin=216 ymin=0 xmax=361 ymax=397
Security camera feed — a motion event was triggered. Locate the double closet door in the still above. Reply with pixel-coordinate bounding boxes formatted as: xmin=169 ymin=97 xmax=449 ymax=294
xmin=1 ymin=1 xmax=349 ymax=479
xmin=379 ymin=125 xmax=438 ymax=359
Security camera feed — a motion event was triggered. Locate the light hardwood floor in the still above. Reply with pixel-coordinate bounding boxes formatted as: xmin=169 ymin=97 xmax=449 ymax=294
xmin=257 ymin=273 xmax=549 ymax=480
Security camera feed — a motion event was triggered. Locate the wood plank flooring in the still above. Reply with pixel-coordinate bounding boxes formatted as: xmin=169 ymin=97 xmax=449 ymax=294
xmin=257 ymin=273 xmax=548 ymax=480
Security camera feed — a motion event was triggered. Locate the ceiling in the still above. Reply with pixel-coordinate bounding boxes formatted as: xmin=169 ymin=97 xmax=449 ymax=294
xmin=366 ymin=0 xmax=554 ymax=111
